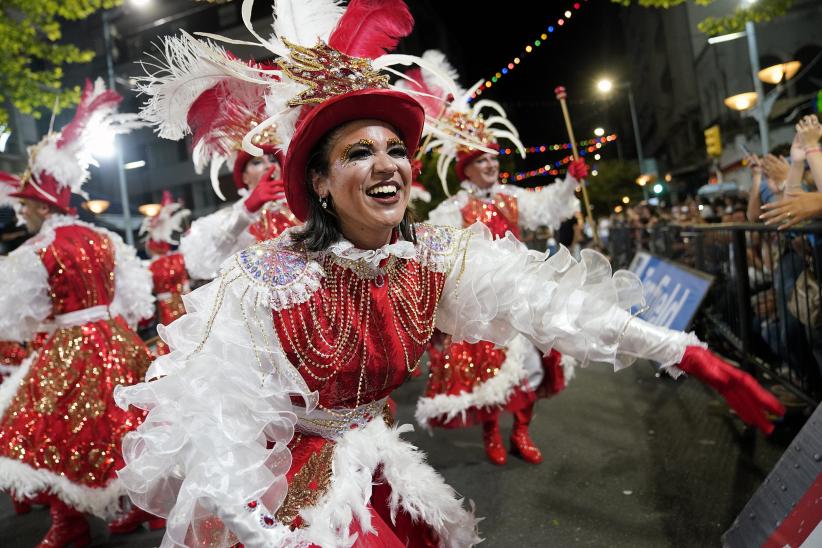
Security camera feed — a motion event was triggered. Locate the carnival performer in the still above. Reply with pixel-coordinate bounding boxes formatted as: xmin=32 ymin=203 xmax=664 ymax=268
xmin=0 ymin=79 xmax=160 ymax=546
xmin=146 ymin=54 xmax=299 ymax=281
xmin=400 ymin=51 xmax=583 ymax=465
xmin=115 ymin=2 xmax=783 ymax=546
xmin=139 ymin=191 xmax=192 ymax=356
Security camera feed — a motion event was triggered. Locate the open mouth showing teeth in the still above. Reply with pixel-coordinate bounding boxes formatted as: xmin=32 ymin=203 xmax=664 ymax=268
xmin=366 ymin=183 xmax=400 ymax=199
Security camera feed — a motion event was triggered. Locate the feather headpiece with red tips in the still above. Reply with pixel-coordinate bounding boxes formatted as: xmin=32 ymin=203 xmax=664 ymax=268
xmin=10 ymin=78 xmax=144 ymax=212
xmin=139 ymin=190 xmax=191 ymax=249
xmin=395 ymin=50 xmax=525 ymax=194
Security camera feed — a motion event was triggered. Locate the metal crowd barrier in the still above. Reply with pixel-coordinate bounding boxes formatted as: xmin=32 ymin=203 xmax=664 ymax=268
xmin=608 ymin=222 xmax=822 ymax=406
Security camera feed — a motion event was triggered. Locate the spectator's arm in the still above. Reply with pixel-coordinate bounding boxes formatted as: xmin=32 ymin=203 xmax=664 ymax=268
xmin=746 ymin=156 xmax=764 ymax=222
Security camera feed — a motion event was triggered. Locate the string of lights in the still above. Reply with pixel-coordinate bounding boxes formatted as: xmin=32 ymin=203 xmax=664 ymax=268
xmin=499 ymin=133 xmax=617 ymax=156
xmin=499 ymin=136 xmax=615 ymax=183
xmin=470 ymin=0 xmax=589 ymax=101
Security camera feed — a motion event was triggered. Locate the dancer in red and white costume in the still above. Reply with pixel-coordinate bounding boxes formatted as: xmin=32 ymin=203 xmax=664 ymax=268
xmin=139 ymin=191 xmax=191 ymax=356
xmin=399 ymin=52 xmax=582 ymax=464
xmin=0 ymin=79 xmax=159 ymax=546
xmin=146 ymin=57 xmax=299 ymax=280
xmin=116 ymin=2 xmax=783 ymax=546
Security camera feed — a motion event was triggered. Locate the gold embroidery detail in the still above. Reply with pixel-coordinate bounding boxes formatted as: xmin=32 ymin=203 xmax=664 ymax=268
xmin=275 ymin=443 xmax=335 ymax=527
xmin=279 ymin=39 xmax=389 ymax=107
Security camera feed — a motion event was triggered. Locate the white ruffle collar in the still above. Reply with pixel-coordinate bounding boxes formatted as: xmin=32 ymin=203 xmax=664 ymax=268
xmin=323 ymin=235 xmax=416 ymax=269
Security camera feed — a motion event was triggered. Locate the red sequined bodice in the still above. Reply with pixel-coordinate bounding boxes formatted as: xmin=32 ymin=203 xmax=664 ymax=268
xmin=149 ymin=253 xmax=189 ymax=295
xmin=272 ymin=256 xmax=445 ymax=409
xmin=249 ymin=204 xmax=299 ymax=242
xmin=38 ymin=225 xmax=116 ymax=315
xmin=460 ymin=192 xmax=520 ymax=239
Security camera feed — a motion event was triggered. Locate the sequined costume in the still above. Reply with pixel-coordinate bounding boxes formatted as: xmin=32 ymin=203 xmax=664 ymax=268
xmin=115 ymin=222 xmax=708 ymax=547
xmin=181 ymin=197 xmax=299 ymax=280
xmin=148 ymin=252 xmax=189 ymax=355
xmin=0 ymin=341 xmax=28 ymax=384
xmin=0 ymin=214 xmax=154 ymax=518
xmin=117 ymin=1 xmax=781 ymax=544
xmin=418 ymin=177 xmax=580 ymax=431
xmin=140 ymin=191 xmax=193 ymax=356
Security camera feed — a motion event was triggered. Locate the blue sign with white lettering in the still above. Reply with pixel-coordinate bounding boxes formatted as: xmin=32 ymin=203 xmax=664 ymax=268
xmin=628 ymin=252 xmax=713 ymax=331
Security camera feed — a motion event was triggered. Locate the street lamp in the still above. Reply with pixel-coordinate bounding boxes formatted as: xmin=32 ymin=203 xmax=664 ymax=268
xmin=138 ymin=203 xmax=162 ymax=217
xmin=758 ymin=61 xmax=801 ymax=85
xmin=597 ymin=77 xmax=647 ymax=199
xmin=724 ymin=92 xmax=758 ymax=111
xmin=83 ymin=199 xmax=110 ymax=214
xmin=102 ymin=9 xmax=136 ymax=245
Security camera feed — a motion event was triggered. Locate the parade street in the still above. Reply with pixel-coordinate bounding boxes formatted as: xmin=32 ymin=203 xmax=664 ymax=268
xmin=1 ymin=360 xmax=789 ymax=547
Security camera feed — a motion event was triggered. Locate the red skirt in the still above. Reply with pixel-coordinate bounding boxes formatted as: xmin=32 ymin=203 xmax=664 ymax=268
xmin=422 ymin=336 xmax=566 ymax=429
xmin=0 ymin=316 xmax=152 ymax=510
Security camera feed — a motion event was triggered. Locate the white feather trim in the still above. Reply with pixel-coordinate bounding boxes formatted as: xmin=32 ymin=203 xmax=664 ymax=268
xmin=293 ymin=420 xmax=481 ymax=547
xmin=0 ymin=351 xmax=37 ymax=417
xmin=0 ymin=457 xmax=124 ymax=518
xmin=415 ymin=335 xmax=532 ymax=429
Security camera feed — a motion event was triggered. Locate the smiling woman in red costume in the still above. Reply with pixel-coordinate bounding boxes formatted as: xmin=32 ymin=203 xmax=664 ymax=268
xmin=115 ymin=1 xmax=784 ymax=547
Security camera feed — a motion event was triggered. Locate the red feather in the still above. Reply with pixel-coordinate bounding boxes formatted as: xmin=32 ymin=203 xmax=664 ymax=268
xmin=328 ymin=0 xmax=414 ymax=59
xmin=401 ymin=67 xmax=447 ymax=117
xmin=0 ymin=171 xmax=19 ymax=186
xmin=58 ymin=79 xmax=122 ymax=148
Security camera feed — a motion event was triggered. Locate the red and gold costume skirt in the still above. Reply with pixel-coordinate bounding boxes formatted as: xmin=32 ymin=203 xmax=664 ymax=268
xmin=0 ymin=316 xmax=152 ymax=516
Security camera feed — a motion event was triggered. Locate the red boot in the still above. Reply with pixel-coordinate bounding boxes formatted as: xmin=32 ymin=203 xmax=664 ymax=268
xmin=482 ymin=417 xmax=507 ymax=465
xmin=510 ymin=404 xmax=543 ymax=464
xmin=108 ymin=505 xmax=166 ymax=534
xmin=35 ymin=497 xmax=90 ymax=548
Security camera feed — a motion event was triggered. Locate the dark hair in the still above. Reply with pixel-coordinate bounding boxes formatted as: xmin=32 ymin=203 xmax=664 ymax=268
xmin=290 ymin=123 xmax=417 ymax=252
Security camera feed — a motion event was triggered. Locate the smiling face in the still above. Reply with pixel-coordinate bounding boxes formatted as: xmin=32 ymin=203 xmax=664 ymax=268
xmin=464 ymin=152 xmax=500 ymax=189
xmin=311 ymin=120 xmax=412 ymax=248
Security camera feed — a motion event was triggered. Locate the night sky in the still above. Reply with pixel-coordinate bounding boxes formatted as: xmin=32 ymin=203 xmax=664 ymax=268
xmin=404 ymin=0 xmax=631 ymax=181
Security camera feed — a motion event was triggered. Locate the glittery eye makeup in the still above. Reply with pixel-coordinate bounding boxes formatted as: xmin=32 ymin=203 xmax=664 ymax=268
xmin=386 ymin=138 xmax=407 ymax=156
xmin=340 ymin=139 xmax=375 ymax=163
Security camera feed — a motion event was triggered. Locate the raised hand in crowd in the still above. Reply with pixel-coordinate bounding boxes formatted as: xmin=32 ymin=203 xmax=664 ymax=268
xmin=762 ymin=154 xmax=789 ymax=191
xmin=760 ymin=190 xmax=822 ymax=229
xmin=796 ymin=114 xmax=822 ymax=190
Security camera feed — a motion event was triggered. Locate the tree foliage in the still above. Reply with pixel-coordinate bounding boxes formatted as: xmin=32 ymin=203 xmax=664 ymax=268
xmin=0 ymin=1 xmax=122 ymax=128
xmin=584 ymin=159 xmax=643 ymax=216
xmin=610 ymin=0 xmax=793 ymax=36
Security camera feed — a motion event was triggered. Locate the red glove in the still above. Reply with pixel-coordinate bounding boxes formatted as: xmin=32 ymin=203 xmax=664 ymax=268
xmin=244 ymin=172 xmax=286 ymax=213
xmin=677 ymin=346 xmax=785 ymax=435
xmin=568 ymin=158 xmax=589 ymax=180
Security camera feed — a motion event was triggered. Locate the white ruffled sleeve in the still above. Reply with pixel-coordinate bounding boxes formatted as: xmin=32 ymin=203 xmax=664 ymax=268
xmin=107 ymin=230 xmax=155 ymax=327
xmin=504 ymin=174 xmax=581 ymax=230
xmin=114 ymin=250 xmax=318 ymax=548
xmin=180 ymin=200 xmax=258 ymax=281
xmin=426 ymin=193 xmax=467 ymax=228
xmin=0 ymin=245 xmax=51 ymax=343
xmin=436 ymin=223 xmax=701 ymax=372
